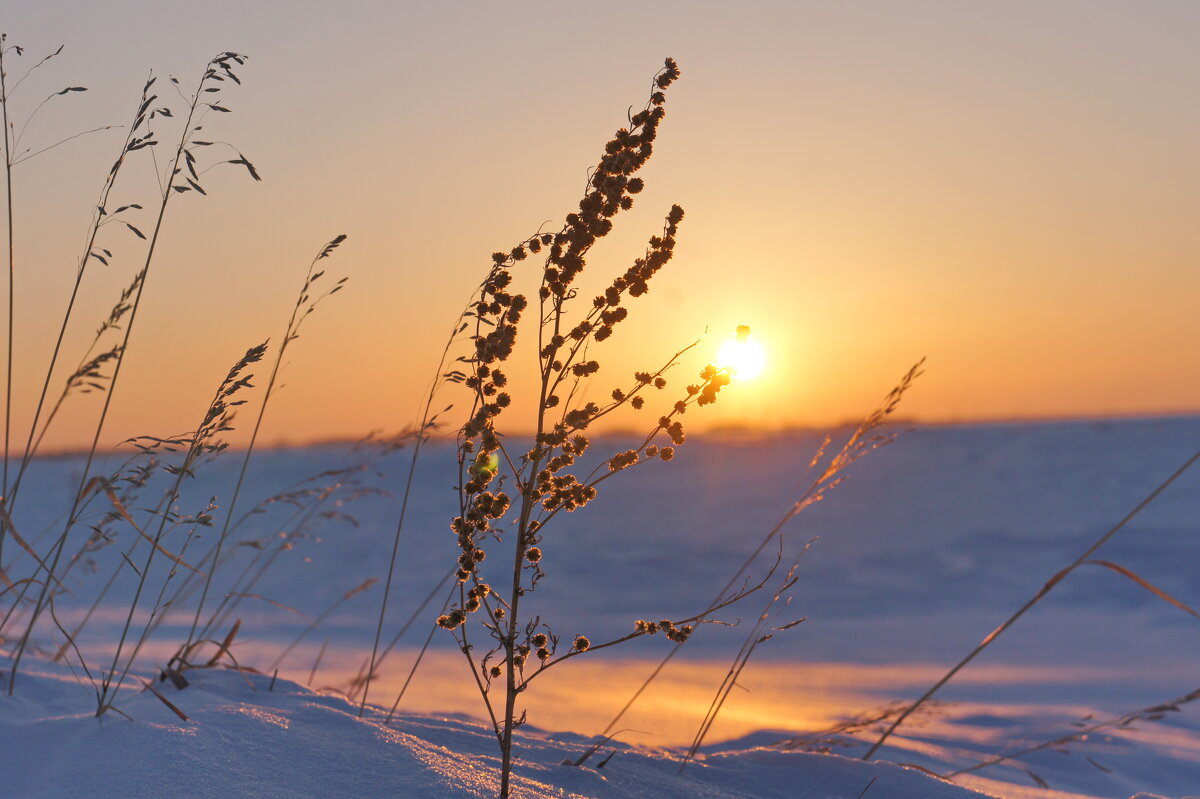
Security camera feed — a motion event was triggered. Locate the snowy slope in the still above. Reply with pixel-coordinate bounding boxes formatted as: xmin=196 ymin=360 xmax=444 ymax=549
xmin=3 ymin=658 xmax=989 ymax=799
xmin=3 ymin=417 xmax=1200 ymax=798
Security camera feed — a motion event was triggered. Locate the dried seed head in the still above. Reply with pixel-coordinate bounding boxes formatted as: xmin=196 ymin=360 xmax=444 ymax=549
xmin=437 ymin=610 xmax=466 ymax=630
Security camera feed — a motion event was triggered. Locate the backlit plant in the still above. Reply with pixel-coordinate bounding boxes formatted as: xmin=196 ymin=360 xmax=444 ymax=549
xmin=428 ymin=58 xmax=780 ymax=798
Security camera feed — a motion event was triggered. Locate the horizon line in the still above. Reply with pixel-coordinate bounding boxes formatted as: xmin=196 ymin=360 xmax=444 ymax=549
xmin=26 ymin=408 xmax=1200 ymax=459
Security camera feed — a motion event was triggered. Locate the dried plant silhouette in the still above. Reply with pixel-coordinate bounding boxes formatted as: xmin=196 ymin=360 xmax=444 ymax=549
xmin=773 ymin=701 xmax=948 ymax=754
xmin=94 ymin=340 xmax=267 ymax=716
xmin=680 ymin=545 xmax=810 ymax=772
xmin=3 ymin=48 xmax=263 ymax=690
xmin=0 ymin=40 xmax=357 ymax=724
xmin=417 ymin=57 xmax=795 ymax=796
xmin=174 ymin=233 xmax=348 ymax=674
xmin=396 ymin=58 xmax=928 ymax=797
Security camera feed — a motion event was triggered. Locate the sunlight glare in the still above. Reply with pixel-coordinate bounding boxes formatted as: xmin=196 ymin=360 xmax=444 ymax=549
xmin=717 ymin=325 xmax=766 ymax=380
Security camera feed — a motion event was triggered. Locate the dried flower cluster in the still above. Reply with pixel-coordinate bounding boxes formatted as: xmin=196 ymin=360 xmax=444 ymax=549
xmin=633 ymin=618 xmax=695 ymax=643
xmin=428 ymin=58 xmax=746 ymax=798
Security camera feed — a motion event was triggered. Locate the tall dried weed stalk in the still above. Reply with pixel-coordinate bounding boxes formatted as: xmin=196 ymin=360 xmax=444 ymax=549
xmin=421 ymin=57 xmax=801 ymax=797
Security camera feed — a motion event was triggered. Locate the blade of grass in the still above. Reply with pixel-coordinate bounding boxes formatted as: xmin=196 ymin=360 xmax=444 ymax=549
xmin=1084 ymin=559 xmax=1200 ymax=620
xmin=1 ymin=36 xmax=16 ymax=505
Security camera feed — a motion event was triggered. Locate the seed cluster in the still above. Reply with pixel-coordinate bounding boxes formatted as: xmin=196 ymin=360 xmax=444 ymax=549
xmin=437 ymin=59 xmax=729 ymax=710
xmin=634 ymin=619 xmax=694 ymax=643
xmin=538 ymin=59 xmax=680 ymax=303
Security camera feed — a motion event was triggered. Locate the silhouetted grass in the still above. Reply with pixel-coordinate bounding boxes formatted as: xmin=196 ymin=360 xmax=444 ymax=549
xmin=0 ymin=41 xmax=361 ymax=720
xmin=863 ymin=448 xmax=1200 ymax=761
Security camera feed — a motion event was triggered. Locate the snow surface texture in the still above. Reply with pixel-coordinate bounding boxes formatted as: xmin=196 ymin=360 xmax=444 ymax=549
xmin=3 ymin=417 xmax=1200 ymax=798
xmin=3 ymin=659 xmax=987 ymax=799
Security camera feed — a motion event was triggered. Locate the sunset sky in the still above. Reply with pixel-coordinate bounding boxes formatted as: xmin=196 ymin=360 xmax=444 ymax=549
xmin=2 ymin=1 xmax=1198 ymax=451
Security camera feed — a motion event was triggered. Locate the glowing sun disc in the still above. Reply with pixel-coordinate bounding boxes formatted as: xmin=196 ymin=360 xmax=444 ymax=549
xmin=717 ymin=329 xmax=766 ymax=380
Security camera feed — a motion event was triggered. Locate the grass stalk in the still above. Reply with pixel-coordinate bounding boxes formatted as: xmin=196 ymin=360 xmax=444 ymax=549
xmin=96 ymin=341 xmax=265 ymax=714
xmin=5 ymin=87 xmax=149 ymax=513
xmin=193 ymin=476 xmax=354 ymax=645
xmin=132 ymin=461 xmax=354 ymax=652
xmin=862 ymin=448 xmax=1200 ymax=761
xmin=0 ymin=42 xmax=142 ymax=580
xmin=944 ymin=687 xmax=1200 ymax=781
xmin=356 ymin=430 xmax=425 ymax=716
xmin=306 ymin=638 xmax=329 ymax=686
xmin=267 ymin=577 xmax=375 ymax=674
xmin=350 ymin=566 xmax=454 ymax=703
xmin=384 ymin=621 xmax=440 ymax=724
xmin=6 ymin=53 xmax=247 ymax=690
xmin=178 ymin=234 xmax=347 ymax=667
xmin=680 ymin=548 xmax=808 ymax=771
xmin=579 ymin=361 xmax=924 ymax=759
xmin=357 ymin=300 xmax=469 ymax=716
xmin=15 ymin=269 xmax=145 ymax=500
xmin=1 ymin=36 xmax=15 ymax=505
xmin=189 ymin=455 xmax=389 ymax=651
xmin=382 ymin=580 xmax=460 ymax=724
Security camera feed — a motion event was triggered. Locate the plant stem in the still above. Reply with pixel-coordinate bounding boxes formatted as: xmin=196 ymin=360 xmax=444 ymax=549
xmin=359 ymin=294 xmax=474 ymax=716
xmin=6 ymin=89 xmax=145 ymax=508
xmin=497 ymin=308 xmax=555 ymax=798
xmin=358 ymin=436 xmax=423 ymax=716
xmin=1 ymin=40 xmax=15 ymax=509
xmin=180 ymin=237 xmax=343 ymax=667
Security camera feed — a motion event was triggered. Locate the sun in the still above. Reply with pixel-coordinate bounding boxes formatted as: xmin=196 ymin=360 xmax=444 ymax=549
xmin=717 ymin=325 xmax=766 ymax=380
